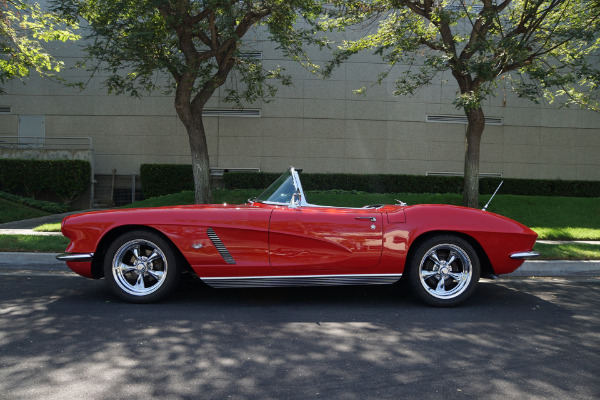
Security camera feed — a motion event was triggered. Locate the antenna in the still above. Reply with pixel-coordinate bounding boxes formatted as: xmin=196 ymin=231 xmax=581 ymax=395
xmin=482 ymin=181 xmax=504 ymax=211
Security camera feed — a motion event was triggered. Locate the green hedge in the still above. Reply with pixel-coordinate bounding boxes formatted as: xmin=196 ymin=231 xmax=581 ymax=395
xmin=0 ymin=159 xmax=91 ymax=204
xmin=140 ymin=164 xmax=195 ymax=198
xmin=139 ymin=164 xmax=600 ymax=198
xmin=478 ymin=177 xmax=600 ymax=197
xmin=223 ymin=171 xmax=281 ymax=190
xmin=224 ymin=171 xmax=600 ymax=197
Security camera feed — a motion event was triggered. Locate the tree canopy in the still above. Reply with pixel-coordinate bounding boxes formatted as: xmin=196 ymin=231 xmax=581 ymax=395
xmin=0 ymin=0 xmax=79 ymax=93
xmin=321 ymin=0 xmax=600 ymax=207
xmin=53 ymin=0 xmax=324 ymax=203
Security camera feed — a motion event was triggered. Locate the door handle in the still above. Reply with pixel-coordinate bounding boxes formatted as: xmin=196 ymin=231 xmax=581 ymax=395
xmin=355 ymin=217 xmax=377 ymax=222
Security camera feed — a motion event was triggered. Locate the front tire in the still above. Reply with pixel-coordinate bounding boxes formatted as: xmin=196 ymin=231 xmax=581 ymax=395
xmin=406 ymin=235 xmax=480 ymax=307
xmin=103 ymin=230 xmax=181 ymax=303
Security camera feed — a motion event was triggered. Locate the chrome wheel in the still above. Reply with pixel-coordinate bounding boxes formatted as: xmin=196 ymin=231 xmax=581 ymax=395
xmin=407 ymin=235 xmax=480 ymax=307
xmin=104 ymin=230 xmax=181 ymax=303
xmin=112 ymin=239 xmax=168 ymax=297
xmin=418 ymin=243 xmax=472 ymax=300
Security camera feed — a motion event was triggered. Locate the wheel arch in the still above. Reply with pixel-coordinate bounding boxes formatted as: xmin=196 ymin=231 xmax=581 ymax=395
xmin=90 ymin=225 xmax=193 ymax=279
xmin=405 ymin=230 xmax=494 ymax=279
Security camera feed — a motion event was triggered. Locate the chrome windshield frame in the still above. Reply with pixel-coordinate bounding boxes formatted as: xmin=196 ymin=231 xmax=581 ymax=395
xmin=253 ymin=167 xmax=309 ymax=207
xmin=290 ymin=167 xmax=309 ymax=207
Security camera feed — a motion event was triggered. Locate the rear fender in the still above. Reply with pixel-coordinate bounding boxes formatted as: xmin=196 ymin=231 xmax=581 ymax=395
xmin=405 ymin=230 xmax=494 ymax=279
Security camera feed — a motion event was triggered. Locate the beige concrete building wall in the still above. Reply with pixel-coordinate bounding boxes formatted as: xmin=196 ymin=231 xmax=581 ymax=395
xmin=0 ymin=32 xmax=599 ymax=184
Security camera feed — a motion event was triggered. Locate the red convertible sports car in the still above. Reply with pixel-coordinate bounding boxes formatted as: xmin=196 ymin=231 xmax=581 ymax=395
xmin=57 ymin=167 xmax=538 ymax=307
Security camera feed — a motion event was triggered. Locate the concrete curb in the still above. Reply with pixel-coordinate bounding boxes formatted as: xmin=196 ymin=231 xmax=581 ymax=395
xmin=1 ymin=252 xmax=599 ymax=277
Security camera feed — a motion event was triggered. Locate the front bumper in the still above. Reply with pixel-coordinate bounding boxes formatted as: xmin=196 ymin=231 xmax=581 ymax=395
xmin=56 ymin=253 xmax=94 ymax=262
xmin=510 ymin=251 xmax=540 ymax=260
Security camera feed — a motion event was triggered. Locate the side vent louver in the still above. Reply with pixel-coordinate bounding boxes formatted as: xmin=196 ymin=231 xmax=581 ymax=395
xmin=426 ymin=171 xmax=502 ymax=178
xmin=445 ymin=4 xmax=483 ymax=12
xmin=427 ymin=115 xmax=502 ymax=125
xmin=202 ymin=109 xmax=261 ymax=117
xmin=239 ymin=51 xmax=263 ymax=60
xmin=207 ymin=227 xmax=236 ymax=265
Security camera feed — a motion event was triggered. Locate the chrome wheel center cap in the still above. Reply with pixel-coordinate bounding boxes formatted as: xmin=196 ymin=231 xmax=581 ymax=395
xmin=134 ymin=260 xmax=148 ymax=272
xmin=438 ymin=261 xmax=450 ymax=276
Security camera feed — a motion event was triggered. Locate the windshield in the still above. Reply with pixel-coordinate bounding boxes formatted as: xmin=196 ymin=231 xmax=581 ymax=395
xmin=254 ymin=170 xmax=297 ymax=204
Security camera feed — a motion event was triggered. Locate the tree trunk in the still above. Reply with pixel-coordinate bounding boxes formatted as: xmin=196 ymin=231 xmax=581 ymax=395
xmin=462 ymin=107 xmax=485 ymax=208
xmin=187 ymin=114 xmax=212 ymax=204
xmin=174 ymin=79 xmax=214 ymax=205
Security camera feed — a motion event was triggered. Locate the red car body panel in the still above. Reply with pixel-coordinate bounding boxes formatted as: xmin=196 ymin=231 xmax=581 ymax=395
xmin=269 ymin=207 xmax=383 ymax=271
xmin=65 ymin=260 xmax=94 ymax=278
xmin=399 ymin=205 xmax=536 ymax=275
xmin=61 ymin=201 xmax=536 ymax=280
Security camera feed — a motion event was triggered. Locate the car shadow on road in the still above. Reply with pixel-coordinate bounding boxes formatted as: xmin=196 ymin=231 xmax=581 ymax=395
xmin=41 ymin=275 xmax=569 ymax=323
xmin=3 ymin=275 xmax=600 ymax=400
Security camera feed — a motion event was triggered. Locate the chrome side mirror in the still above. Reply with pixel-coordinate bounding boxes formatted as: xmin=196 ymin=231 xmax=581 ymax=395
xmin=290 ymin=189 xmax=301 ymax=208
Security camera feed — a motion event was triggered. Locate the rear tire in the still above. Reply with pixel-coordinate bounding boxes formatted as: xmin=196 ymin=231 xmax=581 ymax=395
xmin=103 ymin=230 xmax=181 ymax=303
xmin=406 ymin=235 xmax=480 ymax=307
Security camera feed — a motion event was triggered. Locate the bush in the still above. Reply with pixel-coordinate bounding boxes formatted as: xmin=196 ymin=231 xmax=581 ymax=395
xmin=140 ymin=164 xmax=194 ymax=198
xmin=221 ymin=171 xmax=281 ymax=190
xmin=299 ymin=173 xmax=465 ymax=194
xmin=0 ymin=191 xmax=71 ymax=214
xmin=0 ymin=159 xmax=91 ymax=204
xmin=138 ymin=163 xmax=600 ymax=198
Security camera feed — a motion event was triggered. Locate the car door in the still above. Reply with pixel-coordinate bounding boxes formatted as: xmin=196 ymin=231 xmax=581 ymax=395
xmin=269 ymin=207 xmax=383 ymax=271
xmin=159 ymin=206 xmax=273 ymax=273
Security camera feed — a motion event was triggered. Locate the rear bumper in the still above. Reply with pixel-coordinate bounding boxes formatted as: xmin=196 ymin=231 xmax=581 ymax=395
xmin=510 ymin=251 xmax=540 ymax=260
xmin=56 ymin=253 xmax=94 ymax=262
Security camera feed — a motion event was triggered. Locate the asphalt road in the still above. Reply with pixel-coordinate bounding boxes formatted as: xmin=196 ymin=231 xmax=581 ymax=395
xmin=1 ymin=272 xmax=599 ymax=400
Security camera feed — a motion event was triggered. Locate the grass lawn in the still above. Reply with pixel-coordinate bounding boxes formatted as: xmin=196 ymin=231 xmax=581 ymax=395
xmin=534 ymin=243 xmax=600 ymax=260
xmin=119 ymin=189 xmax=259 ymax=208
xmin=33 ymin=223 xmax=62 ymax=232
xmin=0 ymin=198 xmax=50 ymax=224
xmin=482 ymin=195 xmax=600 ymax=241
xmin=0 ymin=235 xmax=70 ymax=252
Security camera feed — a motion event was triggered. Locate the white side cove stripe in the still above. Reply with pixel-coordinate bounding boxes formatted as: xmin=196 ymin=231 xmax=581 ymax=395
xmin=201 ymin=274 xmax=402 ymax=288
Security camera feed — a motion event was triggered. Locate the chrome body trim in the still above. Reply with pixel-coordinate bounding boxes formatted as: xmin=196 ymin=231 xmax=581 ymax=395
xmin=355 ymin=216 xmax=377 ymax=222
xmin=201 ymin=273 xmax=402 ymax=288
xmin=290 ymin=167 xmax=310 ymax=207
xmin=510 ymin=251 xmax=540 ymax=260
xmin=207 ymin=227 xmax=236 ymax=264
xmin=56 ymin=253 xmax=94 ymax=262
xmin=252 ymin=167 xmax=396 ymax=211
